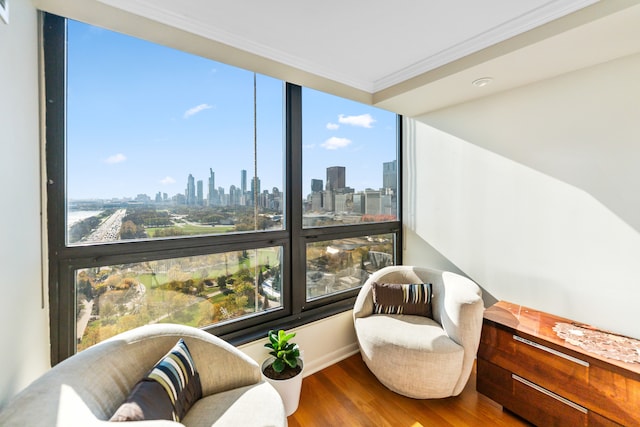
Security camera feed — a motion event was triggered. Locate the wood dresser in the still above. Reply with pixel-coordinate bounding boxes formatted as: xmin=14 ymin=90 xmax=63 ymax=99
xmin=477 ymin=301 xmax=640 ymax=426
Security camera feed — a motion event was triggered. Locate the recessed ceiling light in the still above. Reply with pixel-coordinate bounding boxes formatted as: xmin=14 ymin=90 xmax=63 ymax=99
xmin=472 ymin=77 xmax=493 ymax=87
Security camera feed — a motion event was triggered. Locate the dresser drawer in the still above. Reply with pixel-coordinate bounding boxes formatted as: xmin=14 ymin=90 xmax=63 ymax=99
xmin=477 ymin=303 xmax=637 ymax=427
xmin=477 ymin=359 xmax=621 ymax=427
xmin=586 ymin=363 xmax=640 ymax=426
xmin=479 ymin=322 xmax=590 ymax=403
xmin=511 ymin=373 xmax=588 ymax=427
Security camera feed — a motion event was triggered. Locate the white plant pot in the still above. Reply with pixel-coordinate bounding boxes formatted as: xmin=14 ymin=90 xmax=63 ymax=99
xmin=262 ymin=357 xmax=304 ymax=417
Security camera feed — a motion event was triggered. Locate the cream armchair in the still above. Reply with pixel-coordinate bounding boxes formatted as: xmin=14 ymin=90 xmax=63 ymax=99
xmin=0 ymin=324 xmax=286 ymax=426
xmin=353 ymin=265 xmax=484 ymax=399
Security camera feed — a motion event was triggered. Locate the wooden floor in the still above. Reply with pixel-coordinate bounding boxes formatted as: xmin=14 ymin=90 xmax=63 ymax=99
xmin=288 ymin=354 xmax=532 ymax=427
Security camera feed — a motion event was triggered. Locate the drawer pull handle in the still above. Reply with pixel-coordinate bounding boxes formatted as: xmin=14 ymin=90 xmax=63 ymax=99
xmin=512 ymin=374 xmax=588 ymax=414
xmin=513 ymin=335 xmax=589 ymax=367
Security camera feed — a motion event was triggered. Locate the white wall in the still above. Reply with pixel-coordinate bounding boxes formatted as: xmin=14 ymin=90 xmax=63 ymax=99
xmin=239 ymin=311 xmax=359 ymax=377
xmin=0 ymin=1 xmax=51 ymax=408
xmin=404 ymin=54 xmax=640 ymax=339
xmin=420 ymin=53 xmax=640 ymax=232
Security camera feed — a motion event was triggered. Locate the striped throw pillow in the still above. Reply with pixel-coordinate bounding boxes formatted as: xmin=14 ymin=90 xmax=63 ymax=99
xmin=372 ymin=282 xmax=433 ymax=318
xmin=110 ymin=338 xmax=202 ymax=422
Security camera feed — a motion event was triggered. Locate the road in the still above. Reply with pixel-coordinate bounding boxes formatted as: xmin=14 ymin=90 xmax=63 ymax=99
xmin=76 ymin=299 xmax=94 ymax=341
xmin=86 ymin=209 xmax=127 ymax=242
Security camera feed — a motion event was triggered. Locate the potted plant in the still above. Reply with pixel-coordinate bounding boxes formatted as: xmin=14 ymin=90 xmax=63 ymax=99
xmin=262 ymin=329 xmax=303 ymax=416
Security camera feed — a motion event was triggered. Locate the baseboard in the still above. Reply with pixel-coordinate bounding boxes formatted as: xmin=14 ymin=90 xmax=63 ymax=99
xmin=302 ymin=342 xmax=360 ymax=377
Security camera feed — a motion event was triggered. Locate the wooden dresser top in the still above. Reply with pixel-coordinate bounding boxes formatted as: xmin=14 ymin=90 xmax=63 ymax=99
xmin=484 ymin=301 xmax=640 ymax=377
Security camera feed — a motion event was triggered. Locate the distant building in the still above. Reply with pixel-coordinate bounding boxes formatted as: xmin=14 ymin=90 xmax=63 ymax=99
xmin=241 ymin=169 xmax=247 ymax=194
xmin=135 ymin=193 xmax=151 ymax=203
xmin=250 ymin=176 xmax=261 ymax=205
xmin=311 ymin=179 xmax=323 ymax=193
xmin=324 ymin=190 xmax=334 ymax=211
xmin=383 ymin=160 xmax=397 ymax=191
xmin=229 ymin=185 xmax=240 ymax=206
xmin=310 ymin=192 xmax=323 ymax=211
xmin=381 ymin=194 xmax=394 ymax=216
xmin=352 ymin=192 xmax=365 ymax=214
xmin=364 ymin=190 xmax=381 ymax=216
xmin=197 ymin=180 xmax=203 ymax=205
xmin=208 ymin=168 xmax=218 ymax=206
xmin=326 ymin=166 xmax=345 ymax=191
xmin=334 ymin=193 xmax=354 ymax=213
xmin=186 ymin=174 xmax=196 ymax=205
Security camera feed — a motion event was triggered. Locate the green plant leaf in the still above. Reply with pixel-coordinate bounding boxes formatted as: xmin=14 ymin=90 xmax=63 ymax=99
xmin=272 ymin=358 xmax=285 ymax=373
xmin=265 ymin=329 xmax=298 ymax=373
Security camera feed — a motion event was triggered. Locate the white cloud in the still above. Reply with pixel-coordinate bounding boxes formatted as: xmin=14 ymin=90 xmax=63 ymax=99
xmin=160 ymin=176 xmax=176 ymax=185
xmin=321 ymin=137 xmax=352 ymax=150
xmin=184 ymin=103 xmax=213 ymax=119
xmin=105 ymin=153 xmax=126 ymax=164
xmin=326 ymin=122 xmax=339 ymax=130
xmin=338 ymin=113 xmax=376 ymax=128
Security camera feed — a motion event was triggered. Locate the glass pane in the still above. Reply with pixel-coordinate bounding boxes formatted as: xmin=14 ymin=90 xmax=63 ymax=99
xmin=306 ymin=234 xmax=394 ymax=300
xmin=75 ymin=247 xmax=283 ymax=350
xmin=66 ymin=20 xmax=284 ymax=245
xmin=302 ymin=88 xmax=397 ymax=228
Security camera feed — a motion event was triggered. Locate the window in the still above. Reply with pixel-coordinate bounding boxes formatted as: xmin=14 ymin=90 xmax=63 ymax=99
xmin=302 ymin=88 xmax=398 ymax=228
xmin=66 ymin=20 xmax=284 ymax=245
xmin=300 ymin=88 xmax=399 ymax=300
xmin=306 ymin=234 xmax=395 ymax=300
xmin=75 ymin=247 xmax=283 ymax=351
xmin=44 ymin=13 xmax=401 ymax=363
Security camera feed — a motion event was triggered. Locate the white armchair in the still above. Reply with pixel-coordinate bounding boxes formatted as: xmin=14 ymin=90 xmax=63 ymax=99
xmin=353 ymin=265 xmax=484 ymax=399
xmin=0 ymin=324 xmax=286 ymax=426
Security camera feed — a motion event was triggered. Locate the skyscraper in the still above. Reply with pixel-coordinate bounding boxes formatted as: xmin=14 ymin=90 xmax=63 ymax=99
xmin=326 ymin=166 xmax=345 ymax=191
xmin=311 ymin=179 xmax=323 ymax=193
xmin=251 ymin=176 xmax=261 ymax=204
xmin=186 ymin=173 xmax=195 ymax=205
xmin=241 ymin=169 xmax=247 ymax=194
xmin=383 ymin=160 xmax=397 ymax=191
xmin=197 ymin=180 xmax=203 ymax=205
xmin=208 ymin=168 xmax=216 ymax=206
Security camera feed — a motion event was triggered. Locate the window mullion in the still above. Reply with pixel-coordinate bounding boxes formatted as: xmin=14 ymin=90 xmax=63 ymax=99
xmin=287 ymin=84 xmax=305 ymax=314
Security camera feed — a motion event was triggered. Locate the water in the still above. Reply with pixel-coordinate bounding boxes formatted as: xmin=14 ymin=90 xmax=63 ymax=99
xmin=67 ymin=210 xmax=103 ymax=229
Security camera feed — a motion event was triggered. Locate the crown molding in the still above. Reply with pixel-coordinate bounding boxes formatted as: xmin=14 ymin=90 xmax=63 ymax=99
xmin=97 ymin=0 xmax=375 ymax=92
xmin=372 ymin=0 xmax=598 ymax=92
xmin=99 ymin=0 xmax=596 ymax=94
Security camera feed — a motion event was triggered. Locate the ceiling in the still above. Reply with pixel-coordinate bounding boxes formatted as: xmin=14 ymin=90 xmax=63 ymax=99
xmin=35 ymin=0 xmax=640 ymax=116
xmin=93 ymin=0 xmax=599 ymax=93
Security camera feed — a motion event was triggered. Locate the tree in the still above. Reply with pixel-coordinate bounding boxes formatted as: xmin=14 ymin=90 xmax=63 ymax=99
xmin=77 ymin=277 xmax=93 ymax=301
xmin=235 ymin=282 xmax=256 ymax=308
xmin=258 ymin=270 xmax=265 ymax=287
xmin=273 ymin=270 xmax=281 ymax=292
xmin=217 ymin=275 xmax=227 ymax=289
xmin=237 ymin=267 xmax=253 ymax=283
xmin=119 ymin=220 xmax=141 ymax=239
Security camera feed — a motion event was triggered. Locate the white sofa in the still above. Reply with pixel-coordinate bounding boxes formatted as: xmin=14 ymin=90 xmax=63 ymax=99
xmin=353 ymin=265 xmax=484 ymax=399
xmin=0 ymin=324 xmax=286 ymax=426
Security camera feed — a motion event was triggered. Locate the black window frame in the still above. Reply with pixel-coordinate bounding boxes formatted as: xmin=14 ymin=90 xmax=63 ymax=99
xmin=43 ymin=12 xmax=402 ymax=365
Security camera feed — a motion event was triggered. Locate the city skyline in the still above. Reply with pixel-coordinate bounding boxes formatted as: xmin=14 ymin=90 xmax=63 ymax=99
xmin=69 ymin=161 xmax=398 ymax=207
xmin=66 ymin=20 xmax=397 ymax=201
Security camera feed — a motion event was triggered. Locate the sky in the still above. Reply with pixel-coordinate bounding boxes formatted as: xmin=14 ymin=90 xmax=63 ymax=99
xmin=66 ymin=20 xmax=397 ymax=201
